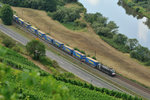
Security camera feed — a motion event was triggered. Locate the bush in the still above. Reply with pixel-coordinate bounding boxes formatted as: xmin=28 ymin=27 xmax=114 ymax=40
xmin=145 ymin=60 xmax=150 ymax=66
xmin=39 ymin=56 xmax=53 ymax=66
xmin=2 ymin=38 xmax=16 ymax=48
xmin=12 ymin=46 xmax=21 ymax=52
xmin=51 ymin=7 xmax=80 ymax=23
xmin=57 ymin=72 xmax=75 ymax=79
xmin=52 ymin=60 xmax=60 ymax=68
xmin=92 ymin=56 xmax=96 ymax=60
xmin=74 ymin=19 xmax=87 ymax=28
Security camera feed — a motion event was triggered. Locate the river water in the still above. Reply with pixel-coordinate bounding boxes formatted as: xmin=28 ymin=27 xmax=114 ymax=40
xmin=78 ymin=0 xmax=150 ymax=49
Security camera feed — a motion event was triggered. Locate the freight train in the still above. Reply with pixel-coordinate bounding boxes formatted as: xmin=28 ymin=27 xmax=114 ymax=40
xmin=13 ymin=15 xmax=116 ymax=76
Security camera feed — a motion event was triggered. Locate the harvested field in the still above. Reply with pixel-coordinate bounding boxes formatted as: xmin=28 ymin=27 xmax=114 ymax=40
xmin=12 ymin=7 xmax=150 ymax=87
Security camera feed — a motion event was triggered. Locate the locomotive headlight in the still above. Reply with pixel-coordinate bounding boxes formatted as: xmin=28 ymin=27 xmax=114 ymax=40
xmin=112 ymin=73 xmax=116 ymax=75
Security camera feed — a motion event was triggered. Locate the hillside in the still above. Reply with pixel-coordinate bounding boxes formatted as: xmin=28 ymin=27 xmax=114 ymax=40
xmin=0 ymin=44 xmax=123 ymax=100
xmin=12 ymin=7 xmax=150 ymax=87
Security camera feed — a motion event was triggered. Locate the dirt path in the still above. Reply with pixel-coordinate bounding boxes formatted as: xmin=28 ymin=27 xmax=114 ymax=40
xmin=13 ymin=7 xmax=150 ymax=87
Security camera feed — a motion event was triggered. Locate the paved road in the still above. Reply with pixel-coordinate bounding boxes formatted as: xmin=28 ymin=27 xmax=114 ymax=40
xmin=1 ymin=24 xmax=150 ymax=99
xmin=0 ymin=24 xmax=122 ymax=91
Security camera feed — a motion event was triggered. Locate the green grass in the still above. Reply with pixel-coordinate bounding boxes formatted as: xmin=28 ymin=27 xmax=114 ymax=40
xmin=100 ymin=36 xmax=129 ymax=53
xmin=62 ymin=22 xmax=87 ymax=31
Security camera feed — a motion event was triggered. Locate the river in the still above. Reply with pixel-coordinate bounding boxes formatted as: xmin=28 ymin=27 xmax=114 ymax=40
xmin=78 ymin=0 xmax=150 ymax=49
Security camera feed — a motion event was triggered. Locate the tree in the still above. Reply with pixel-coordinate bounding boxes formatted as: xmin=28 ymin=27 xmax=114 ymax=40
xmin=113 ymin=34 xmax=128 ymax=45
xmin=130 ymin=45 xmax=150 ymax=62
xmin=26 ymin=40 xmax=45 ymax=60
xmin=107 ymin=21 xmax=118 ymax=33
xmin=126 ymin=38 xmax=138 ymax=51
xmin=1 ymin=4 xmax=13 ymax=25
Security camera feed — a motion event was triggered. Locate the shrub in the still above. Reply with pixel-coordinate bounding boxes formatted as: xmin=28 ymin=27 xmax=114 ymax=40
xmin=52 ymin=60 xmax=60 ymax=68
xmin=145 ymin=60 xmax=150 ymax=66
xmin=12 ymin=46 xmax=21 ymax=52
xmin=2 ymin=38 xmax=16 ymax=48
xmin=92 ymin=56 xmax=96 ymax=60
xmin=39 ymin=56 xmax=53 ymax=66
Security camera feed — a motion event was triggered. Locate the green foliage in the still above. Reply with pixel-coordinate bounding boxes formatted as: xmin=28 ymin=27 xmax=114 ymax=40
xmin=39 ymin=56 xmax=53 ymax=66
xmin=113 ymin=34 xmax=128 ymax=45
xmin=26 ymin=40 xmax=46 ymax=60
xmin=12 ymin=46 xmax=21 ymax=52
xmin=1 ymin=4 xmax=13 ymax=25
xmin=51 ymin=7 xmax=80 ymax=23
xmin=101 ymin=36 xmax=130 ymax=53
xmin=2 ymin=37 xmax=16 ymax=48
xmin=52 ymin=60 xmax=60 ymax=68
xmin=74 ymin=19 xmax=87 ymax=28
xmin=62 ymin=22 xmax=85 ymax=30
xmin=0 ymin=0 xmax=57 ymax=12
xmin=132 ymin=0 xmax=150 ymax=12
xmin=54 ymin=76 xmax=142 ymax=100
xmin=145 ymin=60 xmax=150 ymax=66
xmin=130 ymin=45 xmax=150 ymax=62
xmin=0 ymin=65 xmax=76 ymax=100
xmin=85 ymin=13 xmax=118 ymax=38
xmin=92 ymin=56 xmax=97 ymax=60
xmin=63 ymin=0 xmax=78 ymax=3
xmin=0 ymin=44 xmax=142 ymax=100
xmin=0 ymin=45 xmax=41 ymax=71
xmin=126 ymin=38 xmax=139 ymax=51
xmin=56 ymin=72 xmax=75 ymax=79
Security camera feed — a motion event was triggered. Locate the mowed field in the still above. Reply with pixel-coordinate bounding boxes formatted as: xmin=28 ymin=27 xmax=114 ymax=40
xmin=12 ymin=7 xmax=150 ymax=87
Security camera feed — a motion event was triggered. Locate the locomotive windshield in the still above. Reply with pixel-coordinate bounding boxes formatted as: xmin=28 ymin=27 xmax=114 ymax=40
xmin=110 ymin=69 xmax=115 ymax=73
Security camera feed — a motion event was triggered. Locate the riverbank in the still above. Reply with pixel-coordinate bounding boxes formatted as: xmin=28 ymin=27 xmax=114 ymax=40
xmin=121 ymin=0 xmax=150 ymax=19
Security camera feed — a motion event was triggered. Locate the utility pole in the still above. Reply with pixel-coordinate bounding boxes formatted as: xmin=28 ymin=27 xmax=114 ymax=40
xmin=95 ymin=50 xmax=96 ymax=58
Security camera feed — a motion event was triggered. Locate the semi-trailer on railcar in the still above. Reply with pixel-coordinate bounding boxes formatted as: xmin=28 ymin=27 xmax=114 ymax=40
xmin=13 ymin=15 xmax=116 ymax=77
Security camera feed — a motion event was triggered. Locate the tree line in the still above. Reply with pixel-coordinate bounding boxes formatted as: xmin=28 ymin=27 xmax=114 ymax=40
xmin=85 ymin=13 xmax=150 ymax=66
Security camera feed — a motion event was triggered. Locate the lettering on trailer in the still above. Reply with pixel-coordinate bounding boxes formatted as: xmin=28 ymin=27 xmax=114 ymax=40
xmin=24 ymin=23 xmax=29 ymax=28
xmin=74 ymin=52 xmax=81 ymax=58
xmin=47 ymin=37 xmax=51 ymax=42
xmin=30 ymin=27 xmax=36 ymax=33
xmin=87 ymin=59 xmax=94 ymax=65
xmin=65 ymin=47 xmax=71 ymax=53
xmin=38 ymin=32 xmax=43 ymax=37
xmin=55 ymin=42 xmax=60 ymax=47
xmin=18 ymin=20 xmax=23 ymax=25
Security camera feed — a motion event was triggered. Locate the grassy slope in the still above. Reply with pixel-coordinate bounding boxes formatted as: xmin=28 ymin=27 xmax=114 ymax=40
xmin=11 ymin=7 xmax=150 ymax=87
xmin=0 ymin=45 xmax=119 ymax=100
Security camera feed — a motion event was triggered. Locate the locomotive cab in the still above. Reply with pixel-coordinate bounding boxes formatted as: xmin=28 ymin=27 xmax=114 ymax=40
xmin=110 ymin=69 xmax=116 ymax=76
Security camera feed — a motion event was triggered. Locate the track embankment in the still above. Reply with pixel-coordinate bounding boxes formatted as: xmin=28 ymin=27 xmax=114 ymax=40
xmin=12 ymin=7 xmax=150 ymax=88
